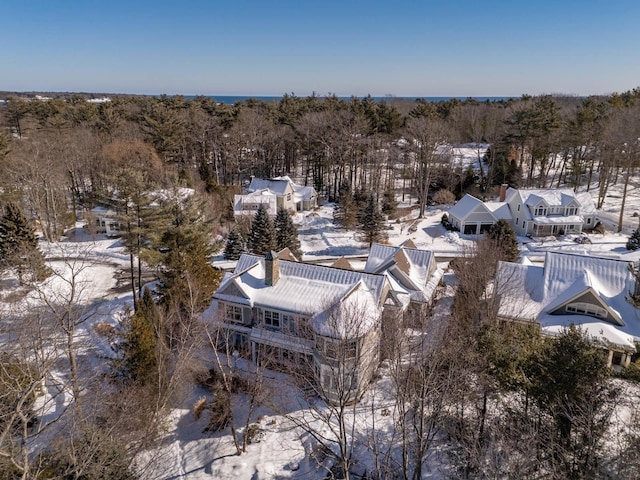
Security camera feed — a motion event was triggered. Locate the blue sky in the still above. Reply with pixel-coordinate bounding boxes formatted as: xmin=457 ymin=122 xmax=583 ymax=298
xmin=2 ymin=0 xmax=639 ymax=97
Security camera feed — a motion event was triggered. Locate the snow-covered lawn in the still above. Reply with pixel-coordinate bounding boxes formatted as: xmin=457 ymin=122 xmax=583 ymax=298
xmin=4 ymin=148 xmax=640 ymax=478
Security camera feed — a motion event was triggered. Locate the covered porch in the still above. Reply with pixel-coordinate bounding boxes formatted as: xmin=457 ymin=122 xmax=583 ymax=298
xmin=529 ymin=216 xmax=583 ymax=237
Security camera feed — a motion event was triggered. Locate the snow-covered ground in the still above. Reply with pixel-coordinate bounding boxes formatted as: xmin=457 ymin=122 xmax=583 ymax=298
xmin=3 ymin=144 xmax=640 ymax=478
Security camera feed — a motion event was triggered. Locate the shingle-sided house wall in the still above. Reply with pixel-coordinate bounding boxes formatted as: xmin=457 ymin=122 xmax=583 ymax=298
xmin=211 ymin=242 xmax=442 ymax=401
xmin=495 ymin=251 xmax=640 ymax=368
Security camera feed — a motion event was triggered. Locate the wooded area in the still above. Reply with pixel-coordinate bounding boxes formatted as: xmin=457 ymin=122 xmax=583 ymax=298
xmin=2 ymin=90 xmax=640 ymax=479
xmin=1 ymin=88 xmax=640 ymax=237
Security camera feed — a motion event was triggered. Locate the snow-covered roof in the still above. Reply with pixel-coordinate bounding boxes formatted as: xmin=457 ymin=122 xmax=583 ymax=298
xmin=91 ymin=206 xmax=116 ymax=217
xmin=364 ymin=243 xmax=436 ymax=304
xmin=248 ymin=178 xmax=291 ymax=196
xmin=214 ymin=254 xmax=388 ymax=335
xmin=531 ymin=215 xmax=583 ymax=225
xmin=510 ymin=188 xmax=580 ymax=207
xmin=248 ymin=176 xmax=317 ymax=201
xmin=448 ymin=194 xmax=485 ymax=221
xmin=575 ymin=191 xmax=597 ymax=215
xmin=234 ymin=189 xmax=278 ymax=215
xmin=485 ymin=201 xmax=513 ymax=220
xmin=309 ymin=282 xmax=383 ymax=339
xmin=496 ymin=251 xmax=640 ymax=349
xmin=273 ymin=176 xmax=317 ymax=201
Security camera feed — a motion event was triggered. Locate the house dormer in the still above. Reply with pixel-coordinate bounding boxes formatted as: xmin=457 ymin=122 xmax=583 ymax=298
xmin=564 ymin=200 xmax=579 ymax=216
xmin=543 ymin=270 xmax=625 ymax=327
xmin=531 ymin=199 xmax=548 ymax=217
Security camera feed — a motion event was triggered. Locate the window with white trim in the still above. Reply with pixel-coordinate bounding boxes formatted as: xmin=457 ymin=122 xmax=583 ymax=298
xmin=566 ymin=302 xmax=607 ymax=319
xmin=225 ymin=304 xmax=243 ymax=323
xmin=264 ymin=310 xmax=281 ymax=329
xmin=534 ymin=206 xmax=547 ymax=216
xmin=566 ymin=207 xmax=577 ymax=215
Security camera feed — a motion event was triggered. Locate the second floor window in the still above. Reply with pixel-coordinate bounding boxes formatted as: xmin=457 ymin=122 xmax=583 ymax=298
xmin=225 ymin=304 xmax=243 ymax=323
xmin=264 ymin=310 xmax=281 ymax=329
xmin=534 ymin=206 xmax=547 ymax=216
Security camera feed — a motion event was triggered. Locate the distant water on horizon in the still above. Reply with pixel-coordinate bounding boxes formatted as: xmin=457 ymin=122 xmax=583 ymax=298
xmin=185 ymin=95 xmax=513 ymax=104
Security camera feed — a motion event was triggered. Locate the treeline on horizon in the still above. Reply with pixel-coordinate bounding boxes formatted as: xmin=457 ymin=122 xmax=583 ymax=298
xmin=2 ymin=88 xmax=640 ymax=479
xmin=1 ymin=87 xmax=640 ymax=241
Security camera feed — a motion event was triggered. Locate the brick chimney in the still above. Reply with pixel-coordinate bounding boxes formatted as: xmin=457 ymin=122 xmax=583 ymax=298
xmin=265 ymin=251 xmax=279 ymax=286
xmin=499 ymin=184 xmax=508 ymax=202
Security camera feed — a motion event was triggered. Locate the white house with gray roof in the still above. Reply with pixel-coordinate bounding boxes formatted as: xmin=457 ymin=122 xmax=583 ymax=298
xmin=504 ymin=187 xmax=597 ymax=236
xmin=234 ymin=176 xmax=318 ymax=217
xmin=496 ymin=251 xmax=640 ymax=368
xmin=212 ymin=242 xmax=441 ymax=401
xmin=448 ymin=185 xmax=597 ymax=237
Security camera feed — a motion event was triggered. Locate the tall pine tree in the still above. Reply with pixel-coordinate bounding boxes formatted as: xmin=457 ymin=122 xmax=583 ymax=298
xmin=145 ymin=190 xmax=222 ymax=314
xmin=359 ymin=194 xmax=386 ymax=246
xmin=333 ymin=181 xmax=358 ymax=228
xmin=0 ymin=202 xmax=47 ymax=283
xmin=121 ymin=287 xmax=165 ymax=385
xmin=274 ymin=208 xmax=302 ymax=259
xmin=487 ymin=219 xmax=520 ymax=262
xmin=223 ymin=227 xmax=246 ymax=260
xmin=247 ymin=204 xmax=276 ymax=256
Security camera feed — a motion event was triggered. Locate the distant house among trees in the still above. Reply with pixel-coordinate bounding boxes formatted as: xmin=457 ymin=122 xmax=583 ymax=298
xmin=211 ymin=241 xmax=442 ymax=402
xmin=233 ymin=176 xmax=317 ymax=217
xmin=448 ymin=184 xmax=597 ymax=236
xmin=89 ymin=206 xmax=121 ymax=236
xmin=495 ymin=251 xmax=640 ymax=369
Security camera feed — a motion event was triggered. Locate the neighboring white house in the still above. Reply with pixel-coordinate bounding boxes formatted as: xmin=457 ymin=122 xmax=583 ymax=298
xmin=211 ymin=242 xmax=441 ymax=401
xmin=233 ymin=189 xmax=278 ymax=217
xmin=505 ymin=187 xmax=597 ymax=236
xmin=495 ymin=251 xmax=640 ymax=368
xmin=447 ymin=194 xmax=513 ymax=235
xmin=234 ymin=176 xmax=318 ymax=217
xmin=89 ymin=206 xmax=121 ymax=236
xmin=448 ymin=185 xmax=597 ymax=236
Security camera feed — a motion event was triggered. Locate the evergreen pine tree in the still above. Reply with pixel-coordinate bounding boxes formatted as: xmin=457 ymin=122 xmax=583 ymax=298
xmin=381 ymin=187 xmax=398 ymax=215
xmin=274 ymin=208 xmax=302 ymax=259
xmin=223 ymin=227 xmax=245 ymax=260
xmin=359 ymin=194 xmax=387 ymax=246
xmin=627 ymin=227 xmax=640 ymax=250
xmin=146 ymin=191 xmax=222 ymax=313
xmin=247 ymin=204 xmax=276 ymax=256
xmin=0 ymin=202 xmax=47 ymax=283
xmin=488 ymin=219 xmax=520 ymax=262
xmin=333 ymin=181 xmax=358 ymax=228
xmin=122 ymin=287 xmax=163 ymax=385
